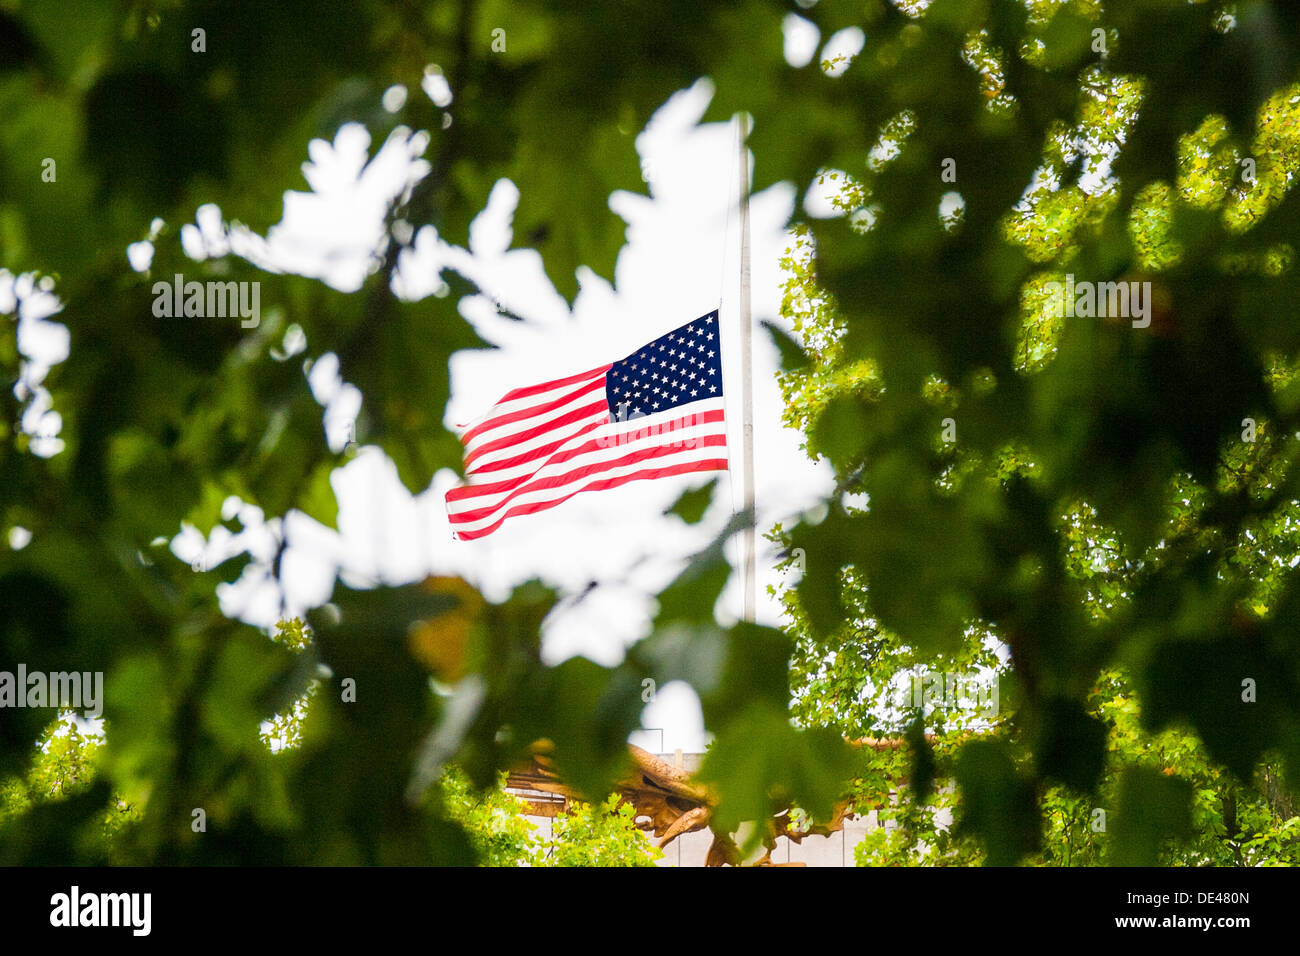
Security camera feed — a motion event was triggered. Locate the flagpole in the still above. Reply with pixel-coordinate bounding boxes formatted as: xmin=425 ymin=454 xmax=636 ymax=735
xmin=737 ymin=113 xmax=756 ymax=625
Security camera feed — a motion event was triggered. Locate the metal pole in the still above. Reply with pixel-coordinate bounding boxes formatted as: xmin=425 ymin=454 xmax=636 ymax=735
xmin=738 ymin=113 xmax=756 ymax=625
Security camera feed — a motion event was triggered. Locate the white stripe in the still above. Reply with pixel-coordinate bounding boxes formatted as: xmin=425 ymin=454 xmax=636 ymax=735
xmin=465 ymin=407 xmax=612 ymax=477
xmin=463 ymin=385 xmax=609 ymax=462
xmin=449 ymin=419 xmax=727 ymax=516
xmin=448 ymin=442 xmax=727 ymax=533
xmin=456 ymin=369 xmax=607 ymax=436
xmin=455 ymin=398 xmax=726 ymax=490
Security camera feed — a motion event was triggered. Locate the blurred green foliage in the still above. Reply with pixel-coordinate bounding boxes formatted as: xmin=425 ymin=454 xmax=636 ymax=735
xmin=776 ymin=0 xmax=1300 ymax=866
xmin=0 ymin=702 xmax=661 ymax=866
xmin=2 ymin=0 xmax=1300 ymax=866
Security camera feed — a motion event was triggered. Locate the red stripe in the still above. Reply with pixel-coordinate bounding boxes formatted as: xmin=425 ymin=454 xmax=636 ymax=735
xmin=449 ymin=435 xmax=727 ymax=521
xmin=451 ymin=459 xmax=729 ymax=539
xmin=494 ymin=364 xmax=611 ymax=405
xmin=467 ymin=421 xmax=607 ymax=477
xmin=448 ymin=408 xmax=727 ymax=502
xmin=461 ymin=377 xmax=607 ymax=448
xmin=463 ymin=400 xmax=610 ymax=472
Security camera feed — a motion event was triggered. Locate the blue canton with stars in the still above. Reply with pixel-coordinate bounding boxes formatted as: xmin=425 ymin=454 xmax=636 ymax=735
xmin=606 ymin=311 xmax=723 ymax=422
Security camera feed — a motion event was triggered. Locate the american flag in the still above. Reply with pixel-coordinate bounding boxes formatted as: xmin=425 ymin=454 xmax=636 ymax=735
xmin=446 ymin=312 xmax=729 ymax=540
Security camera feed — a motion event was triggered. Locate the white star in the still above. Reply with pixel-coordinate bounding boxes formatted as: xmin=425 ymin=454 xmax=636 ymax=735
xmin=709 ymin=385 xmax=717 ymax=393
xmin=708 ymin=350 xmax=715 ymax=358
xmin=690 ymin=389 xmax=698 ymax=397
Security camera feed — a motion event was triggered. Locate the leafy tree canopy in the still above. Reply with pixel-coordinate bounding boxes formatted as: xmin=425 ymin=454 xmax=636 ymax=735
xmin=3 ymin=0 xmax=1300 ymax=866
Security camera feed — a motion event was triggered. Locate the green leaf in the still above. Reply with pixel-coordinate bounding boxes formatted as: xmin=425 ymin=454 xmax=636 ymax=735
xmin=764 ymin=320 xmax=810 ymax=373
xmin=346 ymin=292 xmax=489 ymax=494
xmin=667 ymin=477 xmax=717 ymax=524
xmin=297 ymin=461 xmax=339 ymax=530
xmin=1035 ymin=698 xmax=1107 ymax=793
xmin=697 ymin=705 xmax=855 ymax=850
xmin=1108 ymin=766 xmax=1192 ymax=866
xmin=955 ymin=739 xmax=1040 ymax=866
